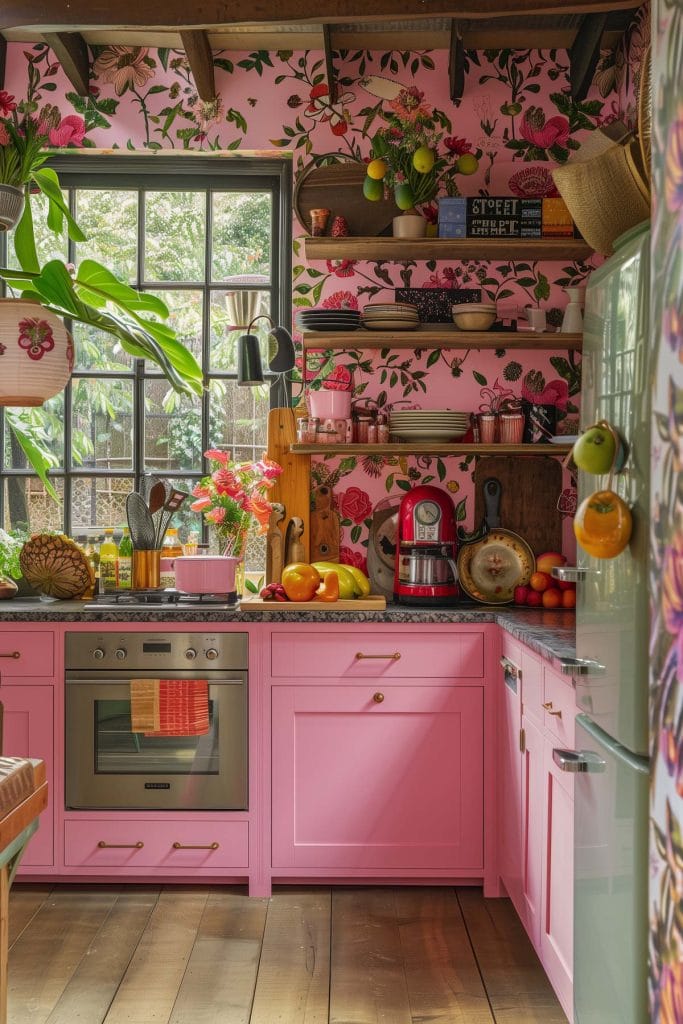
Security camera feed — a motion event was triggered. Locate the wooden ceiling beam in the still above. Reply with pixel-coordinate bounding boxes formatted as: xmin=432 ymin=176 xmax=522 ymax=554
xmin=322 ymin=24 xmax=337 ymax=104
xmin=0 ymin=0 xmax=641 ymax=32
xmin=179 ymin=29 xmax=215 ymax=101
xmin=448 ymin=21 xmax=465 ymax=103
xmin=43 ymin=31 xmax=90 ymax=95
xmin=569 ymin=12 xmax=608 ymax=101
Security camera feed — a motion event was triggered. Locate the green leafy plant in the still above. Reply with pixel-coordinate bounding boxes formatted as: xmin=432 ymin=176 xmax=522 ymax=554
xmin=0 ymin=527 xmax=27 ymax=580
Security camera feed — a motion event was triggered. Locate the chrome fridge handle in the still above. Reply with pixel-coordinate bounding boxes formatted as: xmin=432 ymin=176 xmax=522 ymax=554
xmin=558 ymin=657 xmax=606 ymax=677
xmin=552 ymin=566 xmax=593 ymax=583
xmin=553 ymin=749 xmax=607 ymax=773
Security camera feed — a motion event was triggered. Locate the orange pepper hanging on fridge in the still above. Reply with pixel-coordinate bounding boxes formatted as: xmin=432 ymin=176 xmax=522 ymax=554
xmin=316 ymin=571 xmax=340 ymax=602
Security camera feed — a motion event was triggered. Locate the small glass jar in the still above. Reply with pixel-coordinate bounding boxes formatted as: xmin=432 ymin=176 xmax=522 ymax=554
xmin=367 ymin=423 xmax=378 ymax=443
xmin=309 ymin=208 xmax=330 ymax=236
xmin=377 ymin=415 xmax=390 ymax=444
xmin=296 ymin=417 xmax=309 ymax=442
xmin=354 ymin=414 xmax=373 ymax=444
xmin=307 ymin=416 xmax=320 ymax=443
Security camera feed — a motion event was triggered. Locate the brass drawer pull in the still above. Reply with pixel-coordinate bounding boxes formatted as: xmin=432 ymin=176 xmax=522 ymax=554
xmin=542 ymin=701 xmax=562 ymax=718
xmin=373 ymin=692 xmax=385 ymax=703
xmin=172 ymin=841 xmax=219 ymax=850
xmin=97 ymin=841 xmax=144 ymax=849
xmin=355 ymin=652 xmax=401 ymax=660
xmin=0 ymin=651 xmax=20 ymax=659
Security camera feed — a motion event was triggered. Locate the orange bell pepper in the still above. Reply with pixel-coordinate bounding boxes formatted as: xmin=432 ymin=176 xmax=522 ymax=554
xmin=316 ymin=570 xmax=339 ymax=602
xmin=281 ymin=562 xmax=321 ymax=601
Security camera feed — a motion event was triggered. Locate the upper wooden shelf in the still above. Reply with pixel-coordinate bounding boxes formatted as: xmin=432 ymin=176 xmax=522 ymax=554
xmin=304 ymin=237 xmax=594 ymax=262
xmin=301 ymin=328 xmax=582 ymax=351
xmin=291 ymin=443 xmax=572 ymax=457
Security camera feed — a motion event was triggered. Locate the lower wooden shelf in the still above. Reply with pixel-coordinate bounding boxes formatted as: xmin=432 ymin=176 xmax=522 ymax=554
xmin=302 ymin=328 xmax=582 ymax=351
xmin=290 ymin=443 xmax=571 ymax=456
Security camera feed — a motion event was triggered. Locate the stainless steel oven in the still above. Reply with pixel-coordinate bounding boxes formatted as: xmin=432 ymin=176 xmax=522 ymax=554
xmin=65 ymin=631 xmax=248 ymax=811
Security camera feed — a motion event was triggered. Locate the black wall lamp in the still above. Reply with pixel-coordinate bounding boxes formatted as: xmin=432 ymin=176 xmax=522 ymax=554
xmin=237 ymin=315 xmax=296 ymax=406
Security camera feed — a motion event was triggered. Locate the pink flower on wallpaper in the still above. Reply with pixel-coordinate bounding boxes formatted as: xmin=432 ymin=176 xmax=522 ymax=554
xmin=322 ymin=365 xmax=352 ymax=391
xmin=339 ymin=487 xmax=373 ymax=524
xmin=508 ymin=166 xmax=559 ymax=198
xmin=321 ymin=291 xmax=358 ymax=310
xmin=188 ymin=95 xmax=225 ymax=131
xmin=665 ymin=104 xmax=683 ymax=214
xmin=444 ymin=136 xmax=472 ymax=156
xmin=340 ymin=546 xmax=368 ymax=576
xmin=519 ymin=107 xmax=570 ymax=150
xmin=325 ymin=259 xmax=357 ymax=278
xmin=48 ymin=115 xmax=86 ymax=147
xmin=93 ymin=46 xmax=155 ymax=96
xmin=521 ymin=376 xmax=568 ymax=409
xmin=0 ymin=90 xmax=16 ymax=117
xmin=305 ymin=83 xmax=354 ymax=136
xmin=389 ymin=86 xmax=432 ymax=123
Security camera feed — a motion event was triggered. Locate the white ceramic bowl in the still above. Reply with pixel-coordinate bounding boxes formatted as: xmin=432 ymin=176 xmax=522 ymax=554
xmin=452 ymin=306 xmax=497 ymax=331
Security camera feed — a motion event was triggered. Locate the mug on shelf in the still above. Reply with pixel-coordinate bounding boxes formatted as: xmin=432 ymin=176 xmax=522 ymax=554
xmin=477 ymin=413 xmax=498 ymax=444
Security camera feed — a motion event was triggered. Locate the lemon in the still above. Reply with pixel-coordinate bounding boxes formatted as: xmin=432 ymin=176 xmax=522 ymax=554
xmin=367 ymin=158 xmax=388 ymax=181
xmin=394 ymin=183 xmax=415 ymax=210
xmin=456 ymin=152 xmax=479 ymax=175
xmin=363 ymin=175 xmax=384 ymax=201
xmin=412 ymin=145 xmax=435 ymax=174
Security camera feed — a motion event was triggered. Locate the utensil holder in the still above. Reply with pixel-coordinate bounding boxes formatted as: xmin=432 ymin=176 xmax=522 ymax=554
xmin=499 ymin=412 xmax=525 ymax=444
xmin=477 ymin=413 xmax=498 ymax=444
xmin=133 ymin=549 xmax=161 ymax=590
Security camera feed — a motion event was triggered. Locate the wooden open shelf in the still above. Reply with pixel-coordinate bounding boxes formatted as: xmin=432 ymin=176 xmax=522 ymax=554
xmin=301 ymin=327 xmax=582 ymax=351
xmin=291 ymin=443 xmax=571 ymax=457
xmin=304 ymin=236 xmax=594 ymax=262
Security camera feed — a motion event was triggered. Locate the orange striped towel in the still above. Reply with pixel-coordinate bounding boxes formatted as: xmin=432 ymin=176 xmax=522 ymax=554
xmin=130 ymin=679 xmax=160 ymax=733
xmin=143 ymin=680 xmax=209 ymax=737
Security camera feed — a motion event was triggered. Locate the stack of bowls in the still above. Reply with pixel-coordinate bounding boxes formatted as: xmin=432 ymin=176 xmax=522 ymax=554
xmin=389 ymin=409 xmax=470 ymax=442
xmin=361 ymin=302 xmax=420 ymax=331
xmin=296 ymin=308 xmax=361 ymax=333
xmin=451 ymin=302 xmax=497 ymax=331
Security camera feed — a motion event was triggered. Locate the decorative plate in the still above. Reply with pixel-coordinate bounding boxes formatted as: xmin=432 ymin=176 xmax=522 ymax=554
xmin=20 ymin=533 xmax=95 ymax=600
xmin=457 ymin=531 xmax=534 ymax=604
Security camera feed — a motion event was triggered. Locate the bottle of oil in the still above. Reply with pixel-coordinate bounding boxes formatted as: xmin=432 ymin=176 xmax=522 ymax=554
xmin=160 ymin=527 xmax=183 ymax=588
xmin=117 ymin=527 xmax=133 ymax=590
xmin=99 ymin=528 xmax=119 ymax=592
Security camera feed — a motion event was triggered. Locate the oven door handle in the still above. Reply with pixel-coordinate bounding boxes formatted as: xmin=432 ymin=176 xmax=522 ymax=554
xmin=65 ymin=675 xmax=247 ymax=684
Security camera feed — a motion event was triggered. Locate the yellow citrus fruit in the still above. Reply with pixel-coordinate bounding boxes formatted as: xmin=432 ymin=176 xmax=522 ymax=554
xmin=456 ymin=152 xmax=479 ymax=175
xmin=394 ymin=183 xmax=416 ymax=210
xmin=412 ymin=145 xmax=435 ymax=173
xmin=363 ymin=175 xmax=384 ymax=201
xmin=366 ymin=158 xmax=388 ymax=180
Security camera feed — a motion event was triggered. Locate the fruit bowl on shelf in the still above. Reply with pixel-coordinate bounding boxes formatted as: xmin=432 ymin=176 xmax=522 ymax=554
xmin=452 ymin=303 xmax=497 ymax=331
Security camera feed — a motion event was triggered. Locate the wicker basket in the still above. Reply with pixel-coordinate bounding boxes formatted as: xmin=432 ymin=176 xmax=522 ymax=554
xmin=552 ymin=138 xmax=650 ymax=256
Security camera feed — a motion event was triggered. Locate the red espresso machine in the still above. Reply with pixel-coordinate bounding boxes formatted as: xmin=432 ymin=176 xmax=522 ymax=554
xmin=394 ymin=485 xmax=459 ymax=605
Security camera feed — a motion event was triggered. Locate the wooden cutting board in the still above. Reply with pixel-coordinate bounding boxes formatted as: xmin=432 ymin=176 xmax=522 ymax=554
xmin=310 ymin=484 xmax=340 ymax=562
xmin=294 ymin=159 xmax=397 ymax=237
xmin=473 ymin=456 xmax=563 ymax=557
xmin=266 ymin=408 xmax=310 ymax=563
xmin=241 ymin=595 xmax=387 ymax=612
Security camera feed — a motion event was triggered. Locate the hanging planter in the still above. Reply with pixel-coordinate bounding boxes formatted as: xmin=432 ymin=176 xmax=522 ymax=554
xmin=0 ymin=298 xmax=74 ymax=407
xmin=0 ymin=184 xmax=25 ymax=232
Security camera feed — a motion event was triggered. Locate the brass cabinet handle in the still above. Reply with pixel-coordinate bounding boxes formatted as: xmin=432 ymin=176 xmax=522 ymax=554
xmin=373 ymin=692 xmax=385 ymax=703
xmin=542 ymin=701 xmax=562 ymax=718
xmin=97 ymin=841 xmax=144 ymax=849
xmin=172 ymin=841 xmax=219 ymax=850
xmin=0 ymin=651 xmax=20 ymax=659
xmin=355 ymin=652 xmax=401 ymax=660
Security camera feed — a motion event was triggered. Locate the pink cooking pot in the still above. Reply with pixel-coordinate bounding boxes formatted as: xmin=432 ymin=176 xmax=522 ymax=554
xmin=173 ymin=555 xmax=240 ymax=595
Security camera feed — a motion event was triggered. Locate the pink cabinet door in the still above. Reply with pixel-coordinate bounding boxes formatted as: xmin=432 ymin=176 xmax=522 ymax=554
xmin=521 ymin=711 xmax=543 ymax=950
xmin=541 ymin=737 xmax=574 ymax=1020
xmin=498 ymin=663 xmax=523 ymax=914
xmin=272 ymin=685 xmax=483 ymax=871
xmin=1 ymin=684 xmax=53 ymax=867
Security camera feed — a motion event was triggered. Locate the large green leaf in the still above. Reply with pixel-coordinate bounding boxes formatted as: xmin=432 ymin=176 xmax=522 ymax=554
xmin=13 ymin=199 xmax=40 ymax=274
xmin=31 ymin=167 xmax=87 ymax=243
xmin=6 ymin=414 xmax=59 ymax=501
xmin=75 ymin=261 xmax=170 ymax=316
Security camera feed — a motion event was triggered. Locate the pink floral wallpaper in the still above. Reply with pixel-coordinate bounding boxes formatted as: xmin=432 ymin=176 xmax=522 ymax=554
xmin=5 ymin=11 xmax=647 ymax=565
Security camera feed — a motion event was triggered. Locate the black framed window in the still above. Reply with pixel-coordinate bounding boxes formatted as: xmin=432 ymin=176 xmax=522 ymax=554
xmin=0 ymin=155 xmax=291 ymax=569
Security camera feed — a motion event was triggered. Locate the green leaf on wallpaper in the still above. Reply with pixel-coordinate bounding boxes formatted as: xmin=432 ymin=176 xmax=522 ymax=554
xmin=534 ymin=274 xmax=550 ymax=301
xmin=454 ymin=499 xmax=467 ymax=522
xmin=396 ymin=479 xmax=412 ymax=492
xmin=437 ymin=460 xmax=446 ymax=482
xmin=350 ymin=525 xmax=362 ymax=543
xmin=292 ymin=265 xmax=305 ymax=279
xmin=339 ymin=458 xmax=357 ymax=473
xmin=385 ymin=474 xmax=395 ymax=491
xmin=295 ymin=283 xmax=311 ymax=294
xmin=421 ymin=55 xmax=435 ymax=70
xmin=269 ymin=139 xmax=290 ymax=147
xmin=292 ymin=297 xmax=312 ymax=307
xmin=312 ymin=282 xmax=324 ymax=303
xmin=517 ymin=277 xmax=536 ymax=287
xmin=214 ymin=58 xmax=234 ymax=73
xmin=307 ymin=268 xmax=323 ymax=278
xmin=426 ymin=350 xmax=440 ymax=367
xmin=147 ymin=85 xmax=167 ymax=95
xmin=390 ymin=372 xmax=398 ymax=388
xmin=473 ymin=371 xmax=487 ymax=386
xmin=157 ymin=48 xmax=170 ymax=70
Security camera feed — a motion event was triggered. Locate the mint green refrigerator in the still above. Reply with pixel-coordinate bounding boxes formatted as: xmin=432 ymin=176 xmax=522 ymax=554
xmin=554 ymin=222 xmax=650 ymax=1024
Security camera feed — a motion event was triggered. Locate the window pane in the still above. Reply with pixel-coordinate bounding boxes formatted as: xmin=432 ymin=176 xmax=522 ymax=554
xmin=71 ymin=379 xmax=134 ymax=471
xmin=4 ymin=398 xmax=65 ymax=469
xmin=3 ymin=478 xmax=64 ymax=533
xmin=208 ymin=379 xmax=270 ymax=462
xmin=144 ymin=381 xmax=202 ymax=472
xmin=146 ymin=289 xmax=203 ymax=366
xmin=144 ymin=191 xmax=205 ymax=282
xmin=7 ymin=193 xmax=68 ymax=269
xmin=212 ymin=192 xmax=272 ymax=281
xmin=74 ymin=189 xmax=138 ymax=284
xmin=210 ymin=289 xmax=271 ymax=371
xmin=71 ymin=322 xmax=133 ymax=371
xmin=71 ymin=476 xmax=132 ymax=532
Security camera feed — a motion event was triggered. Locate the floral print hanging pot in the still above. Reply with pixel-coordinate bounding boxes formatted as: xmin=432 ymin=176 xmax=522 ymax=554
xmin=0 ymin=299 xmax=74 ymax=406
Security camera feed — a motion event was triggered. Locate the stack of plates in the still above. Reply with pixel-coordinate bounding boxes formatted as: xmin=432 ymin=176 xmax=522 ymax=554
xmin=296 ymin=308 xmax=361 ymax=333
xmin=361 ymin=302 xmax=420 ymax=331
xmin=389 ymin=409 xmax=470 ymax=441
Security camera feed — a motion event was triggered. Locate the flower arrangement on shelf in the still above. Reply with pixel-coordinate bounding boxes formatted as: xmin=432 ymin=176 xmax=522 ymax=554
xmin=190 ymin=449 xmax=283 ymax=558
xmin=362 ymin=86 xmax=480 ymax=215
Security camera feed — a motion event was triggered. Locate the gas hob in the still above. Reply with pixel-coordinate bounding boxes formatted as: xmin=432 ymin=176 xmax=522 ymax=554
xmin=83 ymin=589 xmax=240 ymax=612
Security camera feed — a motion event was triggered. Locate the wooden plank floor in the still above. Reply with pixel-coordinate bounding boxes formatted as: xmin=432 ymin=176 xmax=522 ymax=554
xmin=8 ymin=885 xmax=567 ymax=1024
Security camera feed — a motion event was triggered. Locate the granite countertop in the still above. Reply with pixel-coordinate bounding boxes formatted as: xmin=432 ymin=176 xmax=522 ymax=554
xmin=0 ymin=598 xmax=575 ymax=665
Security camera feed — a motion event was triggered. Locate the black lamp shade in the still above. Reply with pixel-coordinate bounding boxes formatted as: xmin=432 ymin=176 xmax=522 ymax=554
xmin=237 ymin=333 xmax=265 ymax=386
xmin=268 ymin=325 xmax=296 ymax=373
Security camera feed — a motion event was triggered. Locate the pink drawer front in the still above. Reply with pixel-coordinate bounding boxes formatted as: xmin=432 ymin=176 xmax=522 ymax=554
xmin=271 ymin=630 xmax=484 ymax=679
xmin=64 ymin=819 xmax=249 ymax=870
xmin=0 ymin=631 xmax=54 ymax=677
xmin=543 ymin=666 xmax=576 ymax=748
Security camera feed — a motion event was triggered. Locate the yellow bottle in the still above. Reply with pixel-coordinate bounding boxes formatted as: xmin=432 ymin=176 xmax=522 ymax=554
xmin=162 ymin=528 xmax=183 ymax=558
xmin=99 ymin=528 xmax=119 ymax=592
